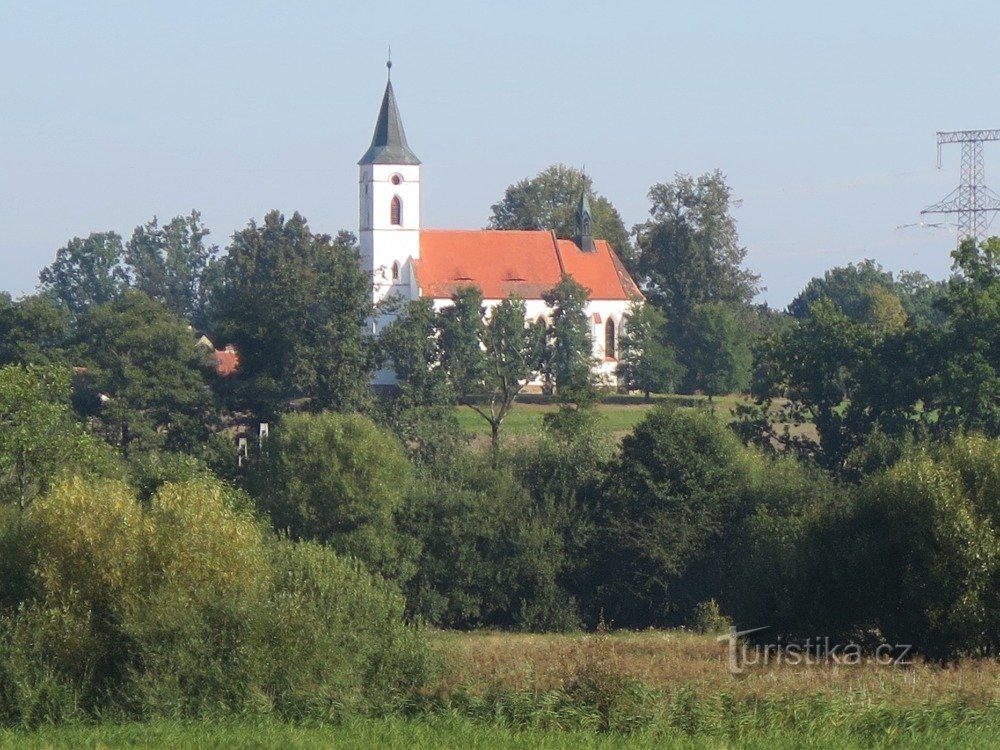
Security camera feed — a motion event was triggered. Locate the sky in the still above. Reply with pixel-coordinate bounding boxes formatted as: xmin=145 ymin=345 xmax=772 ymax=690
xmin=2 ymin=0 xmax=1000 ymax=308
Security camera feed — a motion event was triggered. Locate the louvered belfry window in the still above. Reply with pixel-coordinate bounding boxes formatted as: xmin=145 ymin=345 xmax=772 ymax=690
xmin=390 ymin=195 xmax=402 ymax=226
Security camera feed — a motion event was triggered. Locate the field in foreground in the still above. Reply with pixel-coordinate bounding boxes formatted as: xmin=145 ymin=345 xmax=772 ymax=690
xmin=7 ymin=631 xmax=998 ymax=748
xmin=4 ymin=716 xmax=1000 ymax=749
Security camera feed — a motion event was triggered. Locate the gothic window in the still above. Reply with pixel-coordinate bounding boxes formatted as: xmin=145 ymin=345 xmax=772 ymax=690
xmin=391 ymin=261 xmax=400 ymax=281
xmin=390 ymin=195 xmax=402 ymax=226
xmin=605 ymin=318 xmax=616 ymax=360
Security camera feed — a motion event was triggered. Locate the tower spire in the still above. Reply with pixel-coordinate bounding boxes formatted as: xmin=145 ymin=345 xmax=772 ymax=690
xmin=358 ymin=59 xmax=420 ymax=166
xmin=575 ymin=179 xmax=595 ymax=252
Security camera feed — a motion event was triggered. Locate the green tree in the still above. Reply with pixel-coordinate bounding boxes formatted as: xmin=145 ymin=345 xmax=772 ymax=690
xmin=0 ymin=293 xmax=71 ymax=367
xmin=38 ymin=232 xmax=127 ymax=315
xmin=75 ymin=291 xmax=214 ymax=455
xmin=543 ymin=276 xmax=595 ymax=405
xmin=0 ymin=365 xmax=118 ymax=510
xmin=124 ymin=211 xmax=217 ymax=325
xmin=210 ymin=212 xmax=373 ymax=417
xmin=248 ymin=412 xmax=414 ymax=579
xmin=788 ymin=259 xmax=895 ymax=321
xmin=589 ymin=407 xmax=751 ymax=627
xmin=616 ymin=302 xmax=684 ymax=399
xmin=895 ymin=269 xmax=948 ymax=326
xmin=378 ymin=298 xmax=453 ymax=409
xmin=489 ymin=164 xmax=632 ymax=265
xmin=633 ymin=171 xmax=760 ymax=333
xmin=439 ymin=287 xmax=544 ymax=449
xmin=684 ymin=302 xmax=752 ymax=404
xmin=859 ymin=285 xmax=908 ymax=337
xmin=846 ymin=436 xmax=1000 ymax=659
xmin=751 ymin=299 xmax=875 ymax=467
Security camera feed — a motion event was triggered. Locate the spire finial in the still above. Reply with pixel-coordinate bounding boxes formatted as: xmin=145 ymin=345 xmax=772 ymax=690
xmin=387 ymin=46 xmax=392 ymax=79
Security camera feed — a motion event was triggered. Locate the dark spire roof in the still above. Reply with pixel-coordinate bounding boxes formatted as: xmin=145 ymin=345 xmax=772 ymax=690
xmin=359 ymin=62 xmax=420 ymax=166
xmin=575 ymin=188 xmax=595 ymax=252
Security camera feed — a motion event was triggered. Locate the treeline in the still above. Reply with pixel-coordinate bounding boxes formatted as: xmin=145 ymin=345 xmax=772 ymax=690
xmin=2 ymin=165 xmax=1000 ymax=728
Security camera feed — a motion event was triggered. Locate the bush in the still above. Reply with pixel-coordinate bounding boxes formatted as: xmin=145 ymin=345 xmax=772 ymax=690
xmin=587 ymin=406 xmax=755 ymax=627
xmin=400 ymin=451 xmax=580 ymax=631
xmin=247 ymin=411 xmax=414 ymax=579
xmin=0 ymin=474 xmax=435 ymax=724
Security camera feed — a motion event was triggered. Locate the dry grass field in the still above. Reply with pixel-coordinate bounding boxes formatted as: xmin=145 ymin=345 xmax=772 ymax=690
xmin=430 ymin=629 xmax=1000 ymax=707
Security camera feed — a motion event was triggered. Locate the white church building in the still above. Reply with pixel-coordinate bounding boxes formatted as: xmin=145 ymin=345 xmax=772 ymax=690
xmin=358 ymin=63 xmax=642 ymax=385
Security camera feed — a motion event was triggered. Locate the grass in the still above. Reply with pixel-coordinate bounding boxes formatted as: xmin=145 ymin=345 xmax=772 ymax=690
xmin=454 ymin=393 xmax=751 ymax=439
xmin=5 ymin=716 xmax=1000 ymax=749
xmin=4 ymin=631 xmax=1000 ymax=747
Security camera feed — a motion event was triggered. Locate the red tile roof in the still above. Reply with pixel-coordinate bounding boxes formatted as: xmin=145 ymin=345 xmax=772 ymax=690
xmin=214 ymin=345 xmax=240 ymax=377
xmin=414 ymin=230 xmax=640 ymax=301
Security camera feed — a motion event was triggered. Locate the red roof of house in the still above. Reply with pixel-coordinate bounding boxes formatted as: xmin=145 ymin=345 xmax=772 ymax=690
xmin=214 ymin=345 xmax=240 ymax=377
xmin=414 ymin=230 xmax=640 ymax=301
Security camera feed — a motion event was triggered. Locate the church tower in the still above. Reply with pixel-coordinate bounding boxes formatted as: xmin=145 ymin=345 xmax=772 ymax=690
xmin=359 ymin=60 xmax=421 ymax=312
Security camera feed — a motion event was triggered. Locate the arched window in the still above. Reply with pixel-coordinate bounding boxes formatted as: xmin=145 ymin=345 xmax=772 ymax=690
xmin=390 ymin=195 xmax=402 ymax=226
xmin=391 ymin=261 xmax=400 ymax=281
xmin=605 ymin=318 xmax=616 ymax=360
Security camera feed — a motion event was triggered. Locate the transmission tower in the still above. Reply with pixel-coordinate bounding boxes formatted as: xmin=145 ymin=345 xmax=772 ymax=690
xmin=922 ymin=129 xmax=1000 ymax=242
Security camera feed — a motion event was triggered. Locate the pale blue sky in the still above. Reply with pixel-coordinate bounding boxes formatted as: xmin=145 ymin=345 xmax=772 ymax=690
xmin=2 ymin=1 xmax=998 ymax=307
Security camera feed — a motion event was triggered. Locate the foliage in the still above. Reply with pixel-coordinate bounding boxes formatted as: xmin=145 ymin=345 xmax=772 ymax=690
xmin=74 ymin=291 xmax=214 ymax=455
xmin=210 ymin=212 xmax=373 ymax=417
xmin=0 ymin=474 xmax=434 ymax=723
xmin=488 ymin=164 xmax=633 ymax=266
xmin=682 ymin=302 xmax=752 ymax=401
xmin=124 ymin=211 xmax=217 ymax=326
xmin=38 ymin=232 xmax=127 ymax=316
xmin=0 ymin=365 xmax=120 ymax=510
xmin=845 ymin=436 xmax=1000 ymax=659
xmin=543 ymin=276 xmax=596 ymax=405
xmin=859 ymin=285 xmax=908 ymax=336
xmin=616 ymin=302 xmax=683 ymax=399
xmin=588 ymin=406 xmax=753 ymax=627
xmin=438 ymin=287 xmax=545 ymax=448
xmin=0 ymin=294 xmax=71 ymax=368
xmin=399 ymin=450 xmax=580 ymax=631
xmin=247 ymin=411 xmax=413 ymax=579
xmin=633 ymin=171 xmax=760 ymax=331
xmin=788 ymin=259 xmax=896 ymax=321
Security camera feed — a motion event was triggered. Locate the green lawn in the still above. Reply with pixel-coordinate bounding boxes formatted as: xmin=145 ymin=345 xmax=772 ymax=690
xmin=4 ymin=717 xmax=999 ymax=749
xmin=453 ymin=394 xmax=749 ymax=438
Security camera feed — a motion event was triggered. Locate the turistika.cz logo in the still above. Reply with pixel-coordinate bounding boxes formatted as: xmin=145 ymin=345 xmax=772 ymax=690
xmin=717 ymin=626 xmax=914 ymax=674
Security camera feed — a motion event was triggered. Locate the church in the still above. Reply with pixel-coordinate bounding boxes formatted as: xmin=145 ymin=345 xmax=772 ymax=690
xmin=358 ymin=63 xmax=642 ymax=385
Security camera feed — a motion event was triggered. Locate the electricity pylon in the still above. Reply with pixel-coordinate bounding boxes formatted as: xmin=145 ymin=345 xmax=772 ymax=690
xmin=921 ymin=129 xmax=1000 ymax=242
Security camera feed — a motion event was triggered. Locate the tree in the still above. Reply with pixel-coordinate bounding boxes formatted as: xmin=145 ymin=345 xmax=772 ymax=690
xmin=895 ymin=270 xmax=947 ymax=326
xmin=124 ymin=211 xmax=217 ymax=325
xmin=210 ymin=212 xmax=373 ymax=417
xmin=75 ymin=291 xmax=214 ymax=455
xmin=616 ymin=302 xmax=683 ymax=399
xmin=438 ymin=287 xmax=544 ymax=449
xmin=0 ymin=293 xmax=71 ymax=367
xmin=589 ymin=407 xmax=751 ymax=627
xmin=489 ymin=164 xmax=633 ymax=265
xmin=859 ymin=285 xmax=908 ymax=337
xmin=788 ymin=259 xmax=895 ymax=321
xmin=38 ymin=232 xmax=128 ymax=315
xmin=247 ymin=412 xmax=413 ymax=579
xmin=0 ymin=365 xmax=117 ymax=510
xmin=378 ymin=298 xmax=453 ymax=409
xmin=542 ymin=276 xmax=595 ymax=405
xmin=684 ymin=302 xmax=752 ymax=404
xmin=633 ymin=171 xmax=760 ymax=332
xmin=750 ymin=299 xmax=875 ymax=468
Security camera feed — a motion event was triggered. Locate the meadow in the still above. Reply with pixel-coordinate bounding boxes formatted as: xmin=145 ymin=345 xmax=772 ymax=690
xmin=5 ymin=631 xmax=999 ymax=748
xmin=453 ymin=393 xmax=750 ymax=438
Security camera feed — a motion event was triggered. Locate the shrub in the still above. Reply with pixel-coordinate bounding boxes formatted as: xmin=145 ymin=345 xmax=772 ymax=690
xmin=247 ymin=411 xmax=414 ymax=579
xmin=0 ymin=474 xmax=435 ymax=723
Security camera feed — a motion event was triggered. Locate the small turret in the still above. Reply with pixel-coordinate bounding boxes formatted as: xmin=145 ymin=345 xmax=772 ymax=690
xmin=575 ymin=187 xmax=595 ymax=253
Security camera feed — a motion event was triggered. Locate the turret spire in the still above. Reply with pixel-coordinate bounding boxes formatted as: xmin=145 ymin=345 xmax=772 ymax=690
xmin=575 ymin=183 xmax=595 ymax=252
xmin=358 ymin=60 xmax=420 ymax=166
